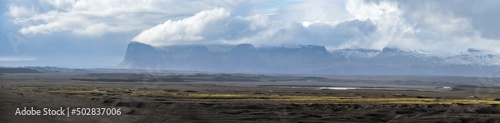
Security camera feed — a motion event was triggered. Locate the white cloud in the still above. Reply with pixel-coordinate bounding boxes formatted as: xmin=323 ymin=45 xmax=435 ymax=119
xmin=8 ymin=0 xmax=244 ymax=37
xmin=131 ymin=7 xmax=374 ymax=48
xmin=6 ymin=0 xmax=500 ymax=53
xmin=7 ymin=5 xmax=37 ymax=18
xmin=133 ymin=8 xmax=231 ymax=46
xmin=394 ymin=1 xmax=500 ymax=52
xmin=280 ymin=0 xmax=352 ymax=22
xmin=344 ymin=0 xmax=415 ymax=49
xmin=0 ymin=56 xmax=37 ymax=62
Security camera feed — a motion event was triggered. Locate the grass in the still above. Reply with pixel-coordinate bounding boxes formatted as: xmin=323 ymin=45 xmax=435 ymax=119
xmin=17 ymin=86 xmax=500 ymax=105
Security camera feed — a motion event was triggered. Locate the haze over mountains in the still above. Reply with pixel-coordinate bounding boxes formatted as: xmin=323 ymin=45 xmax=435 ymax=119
xmin=119 ymin=42 xmax=500 ymax=76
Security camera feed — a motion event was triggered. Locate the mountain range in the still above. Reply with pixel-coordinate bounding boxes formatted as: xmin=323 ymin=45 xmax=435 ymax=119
xmin=119 ymin=41 xmax=500 ymax=76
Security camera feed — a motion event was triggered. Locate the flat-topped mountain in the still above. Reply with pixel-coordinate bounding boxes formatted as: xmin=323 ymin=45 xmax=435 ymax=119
xmin=119 ymin=42 xmax=335 ymax=73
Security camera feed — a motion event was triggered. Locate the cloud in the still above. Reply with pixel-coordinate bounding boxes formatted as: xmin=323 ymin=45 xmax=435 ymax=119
xmin=397 ymin=0 xmax=500 ymax=40
xmin=131 ymin=7 xmax=274 ymax=46
xmin=0 ymin=56 xmax=37 ymax=62
xmin=133 ymin=8 xmax=231 ymax=46
xmin=8 ymin=0 xmax=246 ymax=37
xmin=278 ymin=0 xmax=353 ymax=22
xmin=7 ymin=4 xmax=36 ymax=18
xmin=6 ymin=0 xmax=500 ymax=53
xmin=361 ymin=0 xmax=500 ymax=52
xmin=133 ymin=6 xmax=378 ymax=49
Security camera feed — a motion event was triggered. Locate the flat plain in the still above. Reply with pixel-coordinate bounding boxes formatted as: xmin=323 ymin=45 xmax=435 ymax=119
xmin=2 ymin=72 xmax=500 ymax=122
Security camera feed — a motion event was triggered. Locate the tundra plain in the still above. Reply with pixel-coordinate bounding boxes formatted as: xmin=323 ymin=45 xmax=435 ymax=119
xmin=2 ymin=72 xmax=500 ymax=122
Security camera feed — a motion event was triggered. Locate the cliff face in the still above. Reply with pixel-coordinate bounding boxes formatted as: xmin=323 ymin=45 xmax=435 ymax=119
xmin=119 ymin=42 xmax=500 ymax=75
xmin=118 ymin=42 xmax=167 ymax=69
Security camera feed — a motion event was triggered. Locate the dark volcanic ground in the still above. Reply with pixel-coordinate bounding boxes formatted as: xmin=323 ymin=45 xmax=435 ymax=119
xmin=2 ymin=73 xmax=500 ymax=123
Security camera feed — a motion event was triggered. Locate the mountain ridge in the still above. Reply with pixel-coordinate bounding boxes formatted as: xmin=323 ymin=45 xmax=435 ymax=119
xmin=119 ymin=41 xmax=500 ymax=76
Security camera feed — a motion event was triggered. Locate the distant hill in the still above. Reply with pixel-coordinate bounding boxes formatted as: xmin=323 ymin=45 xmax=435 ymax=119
xmin=0 ymin=67 xmax=41 ymax=73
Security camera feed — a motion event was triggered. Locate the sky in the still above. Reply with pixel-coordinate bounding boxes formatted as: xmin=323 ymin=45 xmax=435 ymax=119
xmin=1 ymin=0 xmax=500 ymax=68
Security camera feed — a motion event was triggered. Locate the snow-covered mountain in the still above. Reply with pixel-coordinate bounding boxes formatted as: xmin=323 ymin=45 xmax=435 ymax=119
xmin=119 ymin=42 xmax=500 ymax=76
xmin=325 ymin=47 xmax=500 ymax=76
